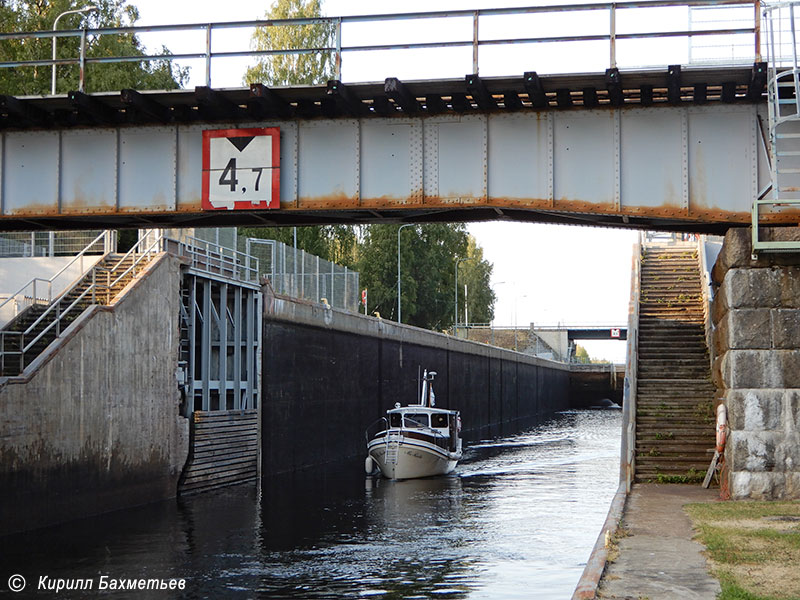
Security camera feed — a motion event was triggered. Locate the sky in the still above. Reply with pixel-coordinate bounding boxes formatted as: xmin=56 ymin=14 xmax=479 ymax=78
xmin=126 ymin=0 xmax=734 ymax=362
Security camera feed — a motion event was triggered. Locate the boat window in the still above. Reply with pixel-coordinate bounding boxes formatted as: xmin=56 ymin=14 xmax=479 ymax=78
xmin=404 ymin=413 xmax=429 ymax=428
xmin=389 ymin=413 xmax=402 ymax=428
xmin=431 ymin=413 xmax=448 ymax=428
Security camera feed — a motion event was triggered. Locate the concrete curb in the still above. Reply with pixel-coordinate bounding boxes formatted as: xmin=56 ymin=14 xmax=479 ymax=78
xmin=572 ymin=481 xmax=628 ymax=600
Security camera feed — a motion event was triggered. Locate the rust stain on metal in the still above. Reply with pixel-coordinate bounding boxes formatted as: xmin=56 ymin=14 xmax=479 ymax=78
xmin=5 ymin=202 xmax=60 ymax=216
xmin=0 ymin=195 xmax=792 ymax=227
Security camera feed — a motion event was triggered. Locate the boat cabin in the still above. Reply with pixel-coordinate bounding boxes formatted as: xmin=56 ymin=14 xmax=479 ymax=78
xmin=385 ymin=406 xmax=460 ymax=453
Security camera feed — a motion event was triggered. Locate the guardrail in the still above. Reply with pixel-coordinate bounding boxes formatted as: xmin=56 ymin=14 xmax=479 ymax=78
xmin=0 ymin=0 xmax=763 ymax=92
xmin=179 ymin=236 xmax=259 ymax=286
xmin=1 ymin=231 xmax=164 ymax=375
xmin=0 ymin=230 xmax=112 ymax=324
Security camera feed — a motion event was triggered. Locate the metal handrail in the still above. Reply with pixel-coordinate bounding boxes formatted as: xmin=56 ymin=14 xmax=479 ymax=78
xmin=0 ymin=230 xmax=109 ymax=320
xmin=2 ymin=232 xmax=163 ymax=374
xmin=105 ymin=231 xmax=165 ymax=294
xmin=0 ymin=0 xmax=762 ymax=91
xmin=179 ymin=236 xmax=259 ymax=285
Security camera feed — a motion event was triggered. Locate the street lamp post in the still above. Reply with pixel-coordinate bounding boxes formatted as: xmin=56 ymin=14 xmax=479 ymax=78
xmin=513 ymin=294 xmax=529 ymax=352
xmin=397 ymin=224 xmax=414 ymax=323
xmin=490 ymin=281 xmax=507 ymax=346
xmin=52 ymin=6 xmax=98 ymax=95
xmin=454 ymin=257 xmax=476 ymax=337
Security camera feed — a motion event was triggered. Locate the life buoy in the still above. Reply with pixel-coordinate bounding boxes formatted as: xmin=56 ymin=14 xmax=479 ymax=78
xmin=716 ymin=404 xmax=727 ymax=453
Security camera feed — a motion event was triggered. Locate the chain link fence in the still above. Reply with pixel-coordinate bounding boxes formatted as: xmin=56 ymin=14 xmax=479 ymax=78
xmin=241 ymin=237 xmax=360 ymax=313
xmin=0 ymin=230 xmax=108 ymax=258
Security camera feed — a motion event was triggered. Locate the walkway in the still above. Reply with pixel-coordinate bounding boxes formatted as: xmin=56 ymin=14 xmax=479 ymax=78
xmin=598 ymin=484 xmax=721 ymax=600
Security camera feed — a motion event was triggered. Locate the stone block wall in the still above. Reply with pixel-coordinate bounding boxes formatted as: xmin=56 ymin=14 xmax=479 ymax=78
xmin=712 ymin=228 xmax=800 ymax=499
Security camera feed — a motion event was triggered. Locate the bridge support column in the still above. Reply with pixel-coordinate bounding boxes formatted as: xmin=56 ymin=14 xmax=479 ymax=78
xmin=711 ymin=228 xmax=800 ymax=500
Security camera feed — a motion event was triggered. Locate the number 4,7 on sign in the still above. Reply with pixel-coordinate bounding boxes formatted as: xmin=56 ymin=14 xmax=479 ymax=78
xmin=202 ymin=127 xmax=280 ymax=211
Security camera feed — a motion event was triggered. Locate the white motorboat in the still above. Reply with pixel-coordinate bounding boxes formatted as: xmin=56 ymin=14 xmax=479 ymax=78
xmin=365 ymin=370 xmax=463 ymax=480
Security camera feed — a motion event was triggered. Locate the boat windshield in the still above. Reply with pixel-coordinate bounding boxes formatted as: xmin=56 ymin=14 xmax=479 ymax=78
xmin=431 ymin=413 xmax=448 ymax=428
xmin=389 ymin=413 xmax=402 ymax=427
xmin=403 ymin=413 xmax=429 ymax=428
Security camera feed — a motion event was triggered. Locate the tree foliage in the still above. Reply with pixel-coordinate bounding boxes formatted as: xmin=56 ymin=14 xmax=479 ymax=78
xmin=459 ymin=236 xmax=495 ymax=326
xmin=238 ymin=225 xmax=358 ymax=268
xmin=356 ymin=224 xmax=494 ymax=331
xmin=0 ymin=0 xmax=188 ymax=96
xmin=244 ymin=0 xmax=334 ymax=86
xmin=575 ymin=344 xmax=591 ymax=363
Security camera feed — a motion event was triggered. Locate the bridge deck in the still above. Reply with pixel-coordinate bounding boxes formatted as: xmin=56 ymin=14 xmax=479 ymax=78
xmin=1 ymin=66 xmax=761 ymax=129
xmin=0 ymin=66 xmax=776 ymax=232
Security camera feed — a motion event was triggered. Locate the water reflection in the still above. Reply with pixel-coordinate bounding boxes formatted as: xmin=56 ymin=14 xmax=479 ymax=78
xmin=0 ymin=410 xmax=619 ymax=599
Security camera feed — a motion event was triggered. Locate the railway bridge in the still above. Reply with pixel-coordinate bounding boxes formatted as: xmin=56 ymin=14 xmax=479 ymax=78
xmin=2 ymin=0 xmax=800 ymax=536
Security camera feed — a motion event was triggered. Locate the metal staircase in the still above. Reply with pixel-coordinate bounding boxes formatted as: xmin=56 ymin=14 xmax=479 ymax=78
xmin=0 ymin=233 xmax=164 ymax=377
xmin=633 ymin=244 xmax=716 ymax=483
xmin=755 ymin=2 xmax=800 ymax=253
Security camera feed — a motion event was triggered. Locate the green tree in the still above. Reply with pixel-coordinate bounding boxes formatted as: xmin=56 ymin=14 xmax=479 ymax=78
xmin=357 ymin=223 xmax=494 ymax=331
xmin=0 ymin=0 xmax=188 ymax=96
xmin=459 ymin=236 xmax=495 ymax=326
xmin=244 ymin=0 xmax=334 ymax=86
xmin=575 ymin=344 xmax=591 ymax=363
xmin=238 ymin=225 xmax=358 ymax=268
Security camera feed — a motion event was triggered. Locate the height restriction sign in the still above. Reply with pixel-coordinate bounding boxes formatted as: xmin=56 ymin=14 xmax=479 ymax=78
xmin=202 ymin=127 xmax=280 ymax=210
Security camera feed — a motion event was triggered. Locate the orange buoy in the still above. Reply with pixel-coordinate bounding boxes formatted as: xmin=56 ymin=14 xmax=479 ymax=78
xmin=716 ymin=404 xmax=727 ymax=453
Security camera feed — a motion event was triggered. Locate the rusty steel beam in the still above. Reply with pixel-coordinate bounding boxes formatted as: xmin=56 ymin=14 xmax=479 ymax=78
xmin=0 ymin=83 xmax=776 ymax=234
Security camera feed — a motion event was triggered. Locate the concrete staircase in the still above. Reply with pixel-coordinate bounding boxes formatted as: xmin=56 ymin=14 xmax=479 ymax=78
xmin=634 ymin=245 xmax=716 ymax=483
xmin=0 ymin=252 xmax=151 ymax=377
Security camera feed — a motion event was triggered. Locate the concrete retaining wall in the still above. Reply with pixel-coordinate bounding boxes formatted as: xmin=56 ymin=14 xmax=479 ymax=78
xmin=261 ymin=290 xmax=570 ymax=476
xmin=711 ymin=228 xmax=800 ymax=499
xmin=0 ymin=254 xmax=189 ymax=536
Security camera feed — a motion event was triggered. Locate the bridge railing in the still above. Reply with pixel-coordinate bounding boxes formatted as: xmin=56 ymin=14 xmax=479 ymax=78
xmin=0 ymin=0 xmax=764 ymax=92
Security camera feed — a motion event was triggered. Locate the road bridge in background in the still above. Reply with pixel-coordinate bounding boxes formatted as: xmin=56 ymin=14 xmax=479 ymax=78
xmin=0 ymin=0 xmax=788 ymax=234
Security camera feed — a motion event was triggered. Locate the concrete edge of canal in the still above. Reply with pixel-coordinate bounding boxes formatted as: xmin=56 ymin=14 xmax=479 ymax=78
xmin=571 ymin=481 xmax=628 ymax=600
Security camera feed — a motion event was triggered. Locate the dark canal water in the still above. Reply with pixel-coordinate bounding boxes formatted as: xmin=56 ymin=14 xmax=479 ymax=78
xmin=2 ymin=410 xmax=620 ymax=599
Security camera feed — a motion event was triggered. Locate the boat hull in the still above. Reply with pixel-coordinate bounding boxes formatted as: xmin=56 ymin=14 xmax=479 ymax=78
xmin=368 ymin=435 xmax=460 ymax=480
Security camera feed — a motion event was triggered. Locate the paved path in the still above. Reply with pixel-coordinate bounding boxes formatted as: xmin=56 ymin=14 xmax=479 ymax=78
xmin=597 ymin=483 xmax=721 ymax=600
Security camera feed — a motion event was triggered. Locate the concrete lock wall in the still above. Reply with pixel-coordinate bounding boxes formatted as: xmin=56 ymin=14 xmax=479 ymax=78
xmin=0 ymin=254 xmax=189 ymax=536
xmin=712 ymin=228 xmax=800 ymax=500
xmin=261 ymin=291 xmax=571 ymax=476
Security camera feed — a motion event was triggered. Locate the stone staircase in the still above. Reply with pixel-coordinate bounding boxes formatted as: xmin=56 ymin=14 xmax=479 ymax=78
xmin=634 ymin=245 xmax=716 ymax=483
xmin=0 ymin=252 xmax=151 ymax=377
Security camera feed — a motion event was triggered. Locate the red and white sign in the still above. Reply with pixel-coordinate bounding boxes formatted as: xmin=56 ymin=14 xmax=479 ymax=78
xmin=361 ymin=289 xmax=368 ymax=305
xmin=610 ymin=328 xmax=621 ymax=338
xmin=202 ymin=127 xmax=280 ymax=210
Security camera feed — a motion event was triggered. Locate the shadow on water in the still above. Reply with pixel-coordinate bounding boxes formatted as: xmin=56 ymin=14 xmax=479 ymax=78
xmin=0 ymin=410 xmax=620 ymax=599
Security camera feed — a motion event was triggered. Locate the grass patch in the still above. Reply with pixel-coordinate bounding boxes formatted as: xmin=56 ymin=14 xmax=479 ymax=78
xmin=686 ymin=501 xmax=800 ymax=600
xmin=654 ymin=468 xmax=704 ymax=484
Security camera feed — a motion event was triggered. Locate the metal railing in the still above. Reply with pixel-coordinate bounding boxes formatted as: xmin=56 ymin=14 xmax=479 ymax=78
xmin=754 ymin=0 xmax=800 ymax=254
xmin=1 ymin=231 xmax=164 ymax=375
xmin=97 ymin=231 xmax=166 ymax=302
xmin=0 ymin=230 xmax=109 ymax=258
xmin=244 ymin=238 xmax=360 ymax=312
xmin=0 ymin=0 xmax=764 ymax=92
xmin=0 ymin=230 xmax=112 ymax=324
xmin=179 ymin=236 xmax=259 ymax=286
